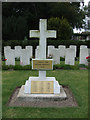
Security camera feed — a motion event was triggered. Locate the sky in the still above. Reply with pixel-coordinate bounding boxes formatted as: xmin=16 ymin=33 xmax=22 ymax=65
xmin=84 ymin=0 xmax=90 ymax=6
xmin=73 ymin=0 xmax=90 ymax=33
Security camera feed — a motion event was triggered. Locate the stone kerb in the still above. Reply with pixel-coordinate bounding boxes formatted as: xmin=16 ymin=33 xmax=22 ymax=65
xmin=79 ymin=45 xmax=88 ymax=65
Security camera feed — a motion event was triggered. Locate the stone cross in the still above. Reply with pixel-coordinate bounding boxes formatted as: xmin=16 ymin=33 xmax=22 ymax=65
xmin=30 ymin=19 xmax=56 ymax=79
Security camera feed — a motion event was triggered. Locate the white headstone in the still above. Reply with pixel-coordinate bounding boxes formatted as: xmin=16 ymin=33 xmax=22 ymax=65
xmin=80 ymin=45 xmax=87 ymax=48
xmin=4 ymin=46 xmax=15 ymax=65
xmin=79 ymin=45 xmax=88 ymax=65
xmin=65 ymin=48 xmax=75 ymax=65
xmin=20 ymin=49 xmax=30 ymax=66
xmin=52 ymin=48 xmax=60 ymax=64
xmin=15 ymin=46 xmax=22 ymax=58
xmin=35 ymin=46 xmax=40 ymax=59
xmin=88 ymin=49 xmax=90 ymax=56
xmin=48 ymin=45 xmax=55 ymax=57
xmin=70 ymin=45 xmax=77 ymax=57
xmin=25 ymin=46 xmax=33 ymax=59
xmin=58 ymin=45 xmax=66 ymax=58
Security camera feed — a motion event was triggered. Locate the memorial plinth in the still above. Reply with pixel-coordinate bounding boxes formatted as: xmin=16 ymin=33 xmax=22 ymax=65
xmin=24 ymin=77 xmax=60 ymax=94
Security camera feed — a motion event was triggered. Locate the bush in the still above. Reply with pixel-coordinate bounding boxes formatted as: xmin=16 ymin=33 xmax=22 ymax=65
xmin=2 ymin=64 xmax=32 ymax=70
xmin=48 ymin=17 xmax=73 ymax=40
xmin=2 ymin=65 xmax=9 ymax=70
xmin=53 ymin=64 xmax=79 ymax=70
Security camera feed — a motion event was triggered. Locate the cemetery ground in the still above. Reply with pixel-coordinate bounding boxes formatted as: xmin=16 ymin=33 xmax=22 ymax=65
xmin=2 ymin=69 xmax=88 ymax=118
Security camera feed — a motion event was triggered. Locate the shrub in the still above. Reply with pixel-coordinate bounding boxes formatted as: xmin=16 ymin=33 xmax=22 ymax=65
xmin=2 ymin=64 xmax=32 ymax=70
xmin=14 ymin=65 xmax=32 ymax=70
xmin=53 ymin=64 xmax=79 ymax=70
xmin=2 ymin=65 xmax=9 ymax=70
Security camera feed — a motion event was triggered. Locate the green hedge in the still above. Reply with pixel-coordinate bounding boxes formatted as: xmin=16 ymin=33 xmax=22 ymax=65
xmin=2 ymin=65 xmax=32 ymax=70
xmin=2 ymin=64 xmax=89 ymax=70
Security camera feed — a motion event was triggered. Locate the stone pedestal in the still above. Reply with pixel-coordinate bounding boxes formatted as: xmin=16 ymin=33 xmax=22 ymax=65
xmin=24 ymin=77 xmax=60 ymax=94
xmin=17 ymin=85 xmax=67 ymax=101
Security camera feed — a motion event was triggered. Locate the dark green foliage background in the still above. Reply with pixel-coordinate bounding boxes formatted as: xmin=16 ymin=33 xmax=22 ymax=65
xmin=2 ymin=2 xmax=85 ymax=40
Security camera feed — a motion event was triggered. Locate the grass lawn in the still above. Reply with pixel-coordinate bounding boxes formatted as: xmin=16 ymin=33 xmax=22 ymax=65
xmin=2 ymin=70 xmax=88 ymax=118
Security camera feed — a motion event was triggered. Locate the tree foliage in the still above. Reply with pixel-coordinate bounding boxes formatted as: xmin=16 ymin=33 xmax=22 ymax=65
xmin=2 ymin=2 xmax=85 ymax=40
xmin=48 ymin=17 xmax=73 ymax=40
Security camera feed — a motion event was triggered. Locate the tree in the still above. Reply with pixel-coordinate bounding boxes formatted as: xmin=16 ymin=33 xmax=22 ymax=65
xmin=2 ymin=16 xmax=28 ymax=40
xmin=2 ymin=2 xmax=85 ymax=40
xmin=84 ymin=1 xmax=90 ymax=31
xmin=48 ymin=17 xmax=73 ymax=40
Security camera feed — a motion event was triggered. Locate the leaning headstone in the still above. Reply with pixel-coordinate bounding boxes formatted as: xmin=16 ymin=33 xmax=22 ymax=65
xmin=20 ymin=49 xmax=30 ymax=66
xmin=4 ymin=46 xmax=15 ymax=65
xmin=58 ymin=45 xmax=66 ymax=58
xmin=79 ymin=45 xmax=88 ymax=65
xmin=15 ymin=46 xmax=22 ymax=58
xmin=65 ymin=48 xmax=75 ymax=65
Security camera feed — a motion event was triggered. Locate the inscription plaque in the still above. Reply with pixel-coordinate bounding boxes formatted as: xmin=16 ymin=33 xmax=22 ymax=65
xmin=32 ymin=59 xmax=53 ymax=70
xmin=31 ymin=81 xmax=54 ymax=94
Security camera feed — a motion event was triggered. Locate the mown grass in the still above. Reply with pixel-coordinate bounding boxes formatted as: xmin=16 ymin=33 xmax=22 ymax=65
xmin=2 ymin=70 xmax=88 ymax=118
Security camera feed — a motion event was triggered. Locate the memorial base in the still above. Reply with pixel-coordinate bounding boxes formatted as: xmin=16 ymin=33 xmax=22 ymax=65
xmin=24 ymin=77 xmax=60 ymax=94
xmin=17 ymin=85 xmax=67 ymax=101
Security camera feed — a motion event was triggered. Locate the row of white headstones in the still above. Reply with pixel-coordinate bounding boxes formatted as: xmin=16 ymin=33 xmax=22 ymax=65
xmin=4 ymin=45 xmax=89 ymax=66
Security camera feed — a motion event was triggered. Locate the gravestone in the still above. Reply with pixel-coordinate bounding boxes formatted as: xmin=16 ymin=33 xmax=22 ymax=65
xmin=88 ymin=49 xmax=90 ymax=56
xmin=4 ymin=46 xmax=15 ymax=65
xmin=35 ymin=46 xmax=40 ymax=59
xmin=20 ymin=49 xmax=30 ymax=65
xmin=69 ymin=45 xmax=77 ymax=57
xmin=25 ymin=46 xmax=33 ymax=59
xmin=15 ymin=46 xmax=22 ymax=58
xmin=65 ymin=48 xmax=75 ymax=65
xmin=48 ymin=45 xmax=55 ymax=57
xmin=52 ymin=48 xmax=60 ymax=64
xmin=79 ymin=45 xmax=88 ymax=65
xmin=58 ymin=45 xmax=66 ymax=58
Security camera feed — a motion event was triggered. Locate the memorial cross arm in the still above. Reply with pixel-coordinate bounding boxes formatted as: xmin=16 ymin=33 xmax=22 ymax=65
xmin=30 ymin=30 xmax=40 ymax=38
xmin=46 ymin=30 xmax=56 ymax=38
